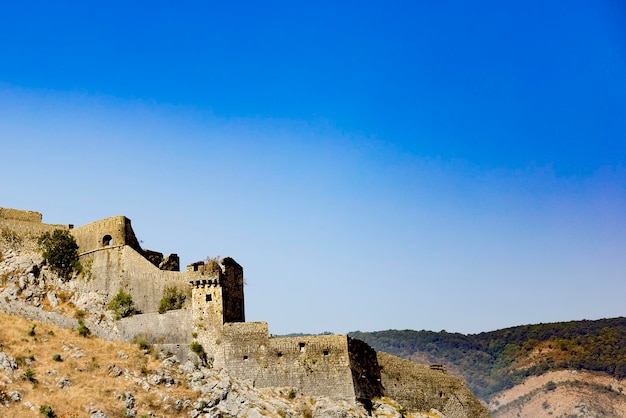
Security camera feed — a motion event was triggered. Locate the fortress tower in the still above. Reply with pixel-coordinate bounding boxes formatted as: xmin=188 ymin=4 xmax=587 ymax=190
xmin=189 ymin=257 xmax=245 ymax=368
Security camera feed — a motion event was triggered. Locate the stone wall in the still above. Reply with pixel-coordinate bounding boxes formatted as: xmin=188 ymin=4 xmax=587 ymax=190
xmin=223 ymin=328 xmax=358 ymax=402
xmin=0 ymin=208 xmax=43 ymax=223
xmin=72 ymin=216 xmax=142 ymax=255
xmin=0 ymin=207 xmax=72 ymax=242
xmin=377 ymin=352 xmax=490 ymax=417
xmin=77 ymin=246 xmax=192 ymax=314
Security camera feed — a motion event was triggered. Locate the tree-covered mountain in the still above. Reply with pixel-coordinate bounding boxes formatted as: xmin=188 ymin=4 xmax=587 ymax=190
xmin=350 ymin=317 xmax=626 ymax=400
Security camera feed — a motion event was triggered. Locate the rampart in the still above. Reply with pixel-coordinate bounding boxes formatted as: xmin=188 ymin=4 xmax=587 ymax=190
xmin=0 ymin=206 xmax=489 ymax=414
xmin=0 ymin=207 xmax=72 ymax=240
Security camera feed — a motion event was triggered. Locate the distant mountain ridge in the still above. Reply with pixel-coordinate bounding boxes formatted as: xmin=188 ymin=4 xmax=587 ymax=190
xmin=349 ymin=317 xmax=626 ymax=401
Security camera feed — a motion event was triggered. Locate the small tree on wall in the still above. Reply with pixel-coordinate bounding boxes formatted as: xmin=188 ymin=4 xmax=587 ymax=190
xmin=37 ymin=229 xmax=80 ymax=279
xmin=158 ymin=286 xmax=187 ymax=314
xmin=108 ymin=289 xmax=135 ymax=320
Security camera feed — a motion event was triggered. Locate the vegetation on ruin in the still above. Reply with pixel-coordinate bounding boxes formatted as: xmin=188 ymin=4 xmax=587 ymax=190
xmin=108 ymin=289 xmax=136 ymax=320
xmin=1 ymin=227 xmax=23 ymax=249
xmin=158 ymin=285 xmax=187 ymax=314
xmin=37 ymin=229 xmax=80 ymax=278
xmin=350 ymin=317 xmax=626 ymax=400
xmin=205 ymin=256 xmax=221 ymax=272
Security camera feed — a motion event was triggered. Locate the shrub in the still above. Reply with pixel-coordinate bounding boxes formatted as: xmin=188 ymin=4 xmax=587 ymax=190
xmin=77 ymin=319 xmax=90 ymax=337
xmin=205 ymin=256 xmax=222 ymax=272
xmin=52 ymin=353 xmax=62 ymax=362
xmin=108 ymin=289 xmax=135 ymax=320
xmin=132 ymin=333 xmax=152 ymax=351
xmin=158 ymin=286 xmax=186 ymax=314
xmin=37 ymin=229 xmax=80 ymax=278
xmin=190 ymin=341 xmax=207 ymax=365
xmin=1 ymin=227 xmax=22 ymax=249
xmin=27 ymin=324 xmax=36 ymax=337
xmin=22 ymin=367 xmax=36 ymax=382
xmin=288 ymin=388 xmax=297 ymax=399
xmin=40 ymin=404 xmax=56 ymax=417
xmin=190 ymin=341 xmax=204 ymax=354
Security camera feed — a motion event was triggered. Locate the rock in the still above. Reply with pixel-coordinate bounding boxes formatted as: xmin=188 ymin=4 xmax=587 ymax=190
xmin=0 ymin=352 xmax=18 ymax=375
xmin=47 ymin=291 xmax=59 ymax=308
xmin=73 ymin=291 xmax=104 ymax=312
xmin=107 ymin=364 xmax=123 ymax=377
xmin=57 ymin=376 xmax=71 ymax=388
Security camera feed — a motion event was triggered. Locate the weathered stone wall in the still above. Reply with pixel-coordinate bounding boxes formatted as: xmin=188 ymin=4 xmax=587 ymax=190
xmin=72 ymin=216 xmax=142 ymax=255
xmin=0 ymin=208 xmax=43 ymax=223
xmin=348 ymin=337 xmax=384 ymax=402
xmin=117 ymin=309 xmax=193 ymax=344
xmin=222 ymin=328 xmax=358 ymax=402
xmin=377 ymin=352 xmax=490 ymax=417
xmin=0 ymin=207 xmax=71 ymax=242
xmin=76 ymin=246 xmax=192 ymax=314
xmin=221 ymin=257 xmax=244 ymax=323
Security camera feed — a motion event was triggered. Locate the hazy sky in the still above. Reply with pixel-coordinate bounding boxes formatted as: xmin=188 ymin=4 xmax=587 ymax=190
xmin=1 ymin=1 xmax=625 ymax=335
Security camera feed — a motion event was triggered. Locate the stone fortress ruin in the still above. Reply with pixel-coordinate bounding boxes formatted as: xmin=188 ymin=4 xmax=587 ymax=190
xmin=0 ymin=207 xmax=490 ymax=416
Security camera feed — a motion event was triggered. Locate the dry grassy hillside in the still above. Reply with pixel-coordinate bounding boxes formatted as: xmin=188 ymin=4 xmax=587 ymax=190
xmin=0 ymin=312 xmax=440 ymax=418
xmin=0 ymin=312 xmax=198 ymax=417
xmin=489 ymin=370 xmax=626 ymax=417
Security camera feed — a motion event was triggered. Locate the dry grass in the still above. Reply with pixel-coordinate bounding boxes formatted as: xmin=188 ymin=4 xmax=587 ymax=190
xmin=0 ymin=312 xmax=197 ymax=417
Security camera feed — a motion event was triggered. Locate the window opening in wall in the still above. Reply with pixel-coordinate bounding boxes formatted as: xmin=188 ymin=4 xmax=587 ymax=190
xmin=243 ymin=356 xmax=248 ymax=360
xmin=102 ymin=234 xmax=112 ymax=246
xmin=323 ymin=350 xmax=329 ymax=356
xmin=299 ymin=342 xmax=305 ymax=351
xmin=206 ymin=294 xmax=212 ymax=302
xmin=277 ymin=352 xmax=283 ymax=357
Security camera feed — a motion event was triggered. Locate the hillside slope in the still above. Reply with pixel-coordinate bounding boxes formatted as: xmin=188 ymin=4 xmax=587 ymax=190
xmin=0 ymin=311 xmax=438 ymax=418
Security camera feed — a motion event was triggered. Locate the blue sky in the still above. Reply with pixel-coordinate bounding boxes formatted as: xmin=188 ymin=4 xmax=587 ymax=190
xmin=1 ymin=1 xmax=625 ymax=335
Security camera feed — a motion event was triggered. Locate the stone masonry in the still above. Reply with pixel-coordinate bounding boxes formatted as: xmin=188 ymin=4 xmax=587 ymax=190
xmin=0 ymin=207 xmax=491 ymax=416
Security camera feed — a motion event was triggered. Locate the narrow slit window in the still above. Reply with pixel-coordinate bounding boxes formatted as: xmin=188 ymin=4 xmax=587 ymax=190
xmin=206 ymin=294 xmax=212 ymax=302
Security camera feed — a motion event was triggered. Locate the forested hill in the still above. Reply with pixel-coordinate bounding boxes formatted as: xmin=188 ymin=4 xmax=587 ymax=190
xmin=349 ymin=317 xmax=626 ymax=400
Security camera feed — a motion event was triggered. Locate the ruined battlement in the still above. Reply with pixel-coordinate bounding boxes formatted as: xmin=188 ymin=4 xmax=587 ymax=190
xmin=0 ymin=207 xmax=72 ymax=239
xmin=0 ymin=207 xmax=43 ymax=223
xmin=0 ymin=206 xmax=491 ymax=415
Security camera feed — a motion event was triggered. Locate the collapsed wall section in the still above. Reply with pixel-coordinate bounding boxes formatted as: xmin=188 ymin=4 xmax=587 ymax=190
xmin=377 ymin=351 xmax=490 ymax=417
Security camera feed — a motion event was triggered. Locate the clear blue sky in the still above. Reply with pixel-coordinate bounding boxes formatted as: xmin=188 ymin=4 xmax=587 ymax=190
xmin=1 ymin=1 xmax=625 ymax=335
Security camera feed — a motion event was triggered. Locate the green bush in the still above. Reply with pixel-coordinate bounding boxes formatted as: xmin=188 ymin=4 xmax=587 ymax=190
xmin=37 ymin=229 xmax=80 ymax=278
xmin=190 ymin=341 xmax=205 ymax=354
xmin=132 ymin=333 xmax=152 ymax=351
xmin=158 ymin=286 xmax=186 ymax=314
xmin=27 ymin=324 xmax=36 ymax=337
xmin=39 ymin=404 xmax=56 ymax=417
xmin=77 ymin=319 xmax=90 ymax=337
xmin=52 ymin=353 xmax=62 ymax=362
xmin=108 ymin=289 xmax=135 ymax=320
xmin=22 ymin=367 xmax=36 ymax=382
